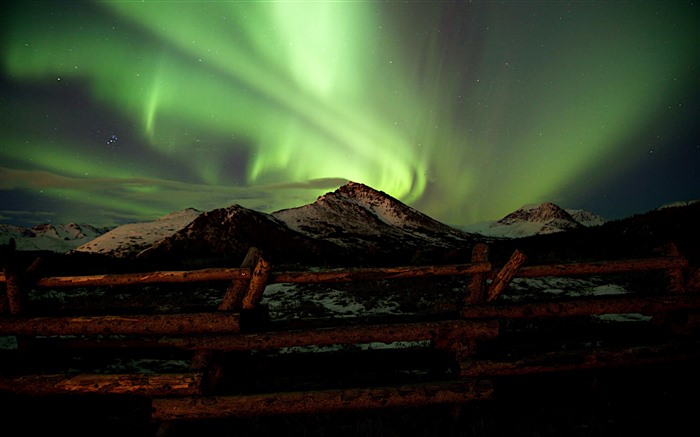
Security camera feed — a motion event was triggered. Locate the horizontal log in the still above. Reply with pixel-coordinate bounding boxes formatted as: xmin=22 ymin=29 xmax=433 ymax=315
xmin=461 ymin=294 xmax=700 ymax=320
xmin=152 ymin=379 xmax=494 ymax=420
xmin=33 ymin=268 xmax=251 ymax=288
xmin=21 ymin=263 xmax=491 ymax=289
xmin=8 ymin=320 xmax=499 ymax=352
xmin=0 ymin=373 xmax=201 ymax=396
xmin=160 ymin=320 xmax=500 ymax=352
xmin=268 ymin=263 xmax=492 ymax=283
xmin=459 ymin=340 xmax=700 ymax=377
xmin=516 ymin=257 xmax=688 ymax=278
xmin=6 ymin=257 xmax=685 ymax=289
xmin=0 ymin=312 xmax=240 ymax=336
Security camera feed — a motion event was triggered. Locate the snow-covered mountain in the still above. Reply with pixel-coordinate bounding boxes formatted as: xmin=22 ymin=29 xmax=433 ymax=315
xmin=460 ymin=202 xmax=608 ymax=239
xmin=0 ymin=222 xmax=110 ymax=252
xmin=659 ymin=200 xmax=699 ymax=210
xmin=272 ymin=182 xmax=474 ymax=254
xmin=68 ymin=182 xmax=478 ymax=266
xmin=134 ymin=204 xmax=347 ymax=266
xmin=73 ymin=208 xmax=203 ymax=258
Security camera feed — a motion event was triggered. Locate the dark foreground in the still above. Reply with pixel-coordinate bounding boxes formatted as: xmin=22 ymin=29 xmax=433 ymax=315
xmin=3 ymin=359 xmax=697 ymax=437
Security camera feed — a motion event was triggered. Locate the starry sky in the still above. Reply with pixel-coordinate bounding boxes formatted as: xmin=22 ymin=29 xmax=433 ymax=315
xmin=1 ymin=1 xmax=699 ymax=228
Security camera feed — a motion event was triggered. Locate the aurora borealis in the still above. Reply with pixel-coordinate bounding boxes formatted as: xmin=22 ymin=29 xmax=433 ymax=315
xmin=1 ymin=1 xmax=698 ymax=228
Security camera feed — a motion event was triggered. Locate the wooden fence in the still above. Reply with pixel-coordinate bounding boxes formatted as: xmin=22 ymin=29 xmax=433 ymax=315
xmin=1 ymin=243 xmax=698 ymax=428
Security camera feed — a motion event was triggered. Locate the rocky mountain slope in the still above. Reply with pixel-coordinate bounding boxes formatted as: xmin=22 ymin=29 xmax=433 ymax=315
xmin=271 ymin=182 xmax=475 ymax=262
xmin=135 ymin=204 xmax=349 ymax=268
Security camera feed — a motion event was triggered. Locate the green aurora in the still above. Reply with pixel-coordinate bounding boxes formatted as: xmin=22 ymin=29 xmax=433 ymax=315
xmin=1 ymin=1 xmax=698 ymax=227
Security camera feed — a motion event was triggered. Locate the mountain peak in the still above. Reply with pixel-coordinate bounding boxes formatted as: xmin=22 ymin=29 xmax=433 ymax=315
xmin=455 ymin=202 xmax=592 ymax=238
xmin=272 ymin=181 xmax=475 ymax=262
xmin=498 ymin=202 xmax=577 ymax=225
xmin=318 ymin=181 xmax=393 ymax=204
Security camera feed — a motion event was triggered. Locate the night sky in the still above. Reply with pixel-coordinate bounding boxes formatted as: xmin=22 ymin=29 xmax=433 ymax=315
xmin=1 ymin=1 xmax=698 ymax=228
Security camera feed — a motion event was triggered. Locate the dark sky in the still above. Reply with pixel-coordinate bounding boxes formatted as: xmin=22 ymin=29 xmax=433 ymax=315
xmin=1 ymin=1 xmax=698 ymax=227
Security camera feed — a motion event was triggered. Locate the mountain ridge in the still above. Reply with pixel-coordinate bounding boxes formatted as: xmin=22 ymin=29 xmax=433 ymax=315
xmin=1 ymin=183 xmax=697 ymax=268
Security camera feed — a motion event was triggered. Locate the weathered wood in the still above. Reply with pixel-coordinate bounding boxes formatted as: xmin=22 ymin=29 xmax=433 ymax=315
xmin=24 ymin=263 xmax=492 ymax=289
xmin=459 ymin=340 xmax=700 ymax=377
xmin=516 ymin=257 xmax=688 ymax=278
xmin=656 ymin=244 xmax=686 ymax=293
xmin=20 ymin=257 xmax=677 ymax=290
xmin=3 ymin=263 xmax=23 ymax=315
xmin=487 ymin=250 xmax=527 ymax=302
xmin=158 ymin=320 xmax=499 ymax=352
xmin=33 ymin=268 xmax=251 ymax=288
xmin=465 ymin=243 xmax=489 ymax=304
xmin=19 ymin=319 xmax=497 ymax=351
xmin=0 ymin=373 xmax=202 ymax=396
xmin=461 ymin=294 xmax=700 ymax=320
xmin=2 ymin=239 xmax=22 ymax=314
xmin=268 ymin=262 xmax=492 ymax=283
xmin=152 ymin=379 xmax=494 ymax=420
xmin=218 ymin=247 xmax=260 ymax=311
xmin=241 ymin=255 xmax=271 ymax=310
xmin=0 ymin=312 xmax=240 ymax=336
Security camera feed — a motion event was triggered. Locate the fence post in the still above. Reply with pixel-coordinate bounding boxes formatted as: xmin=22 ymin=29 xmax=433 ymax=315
xmin=657 ymin=243 xmax=686 ymax=294
xmin=193 ymin=247 xmax=263 ymax=400
xmin=3 ymin=239 xmax=24 ymax=315
xmin=218 ymin=247 xmax=261 ymax=311
xmin=487 ymin=249 xmax=527 ymax=302
xmin=654 ymin=243 xmax=697 ymax=336
xmin=465 ymin=243 xmax=489 ymax=305
xmin=241 ymin=255 xmax=271 ymax=310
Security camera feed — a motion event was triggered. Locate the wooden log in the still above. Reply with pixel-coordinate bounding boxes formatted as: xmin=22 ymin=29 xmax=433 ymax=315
xmin=465 ymin=244 xmax=489 ymax=304
xmin=152 ymin=379 xmax=494 ymax=420
xmin=461 ymin=293 xmax=700 ymax=320
xmin=655 ymin=244 xmax=686 ymax=293
xmin=3 ymin=263 xmax=23 ymax=315
xmin=515 ymin=256 xmax=688 ymax=278
xmin=268 ymin=262 xmax=492 ymax=284
xmin=33 ymin=268 xmax=251 ymax=288
xmin=0 ymin=373 xmax=202 ymax=396
xmin=0 ymin=312 xmax=240 ymax=336
xmin=459 ymin=340 xmax=700 ymax=377
xmin=160 ymin=320 xmax=499 ymax=352
xmin=2 ymin=239 xmax=23 ymax=314
xmin=218 ymin=247 xmax=260 ymax=311
xmin=241 ymin=255 xmax=271 ymax=310
xmin=0 ymin=284 xmax=6 ymax=314
xmin=2 ymin=257 xmax=689 ymax=287
xmin=27 ymin=263 xmax=492 ymax=289
xmin=487 ymin=250 xmax=527 ymax=302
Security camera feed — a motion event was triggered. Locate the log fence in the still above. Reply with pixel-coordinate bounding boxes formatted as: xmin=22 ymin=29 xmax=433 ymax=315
xmin=1 ymin=243 xmax=698 ymax=431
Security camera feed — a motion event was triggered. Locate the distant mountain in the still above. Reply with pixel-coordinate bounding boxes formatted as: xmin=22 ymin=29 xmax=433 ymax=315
xmin=134 ymin=204 xmax=348 ymax=267
xmin=484 ymin=200 xmax=700 ymax=266
xmin=460 ymin=202 xmax=608 ymax=238
xmin=0 ymin=222 xmax=110 ymax=252
xmin=70 ymin=182 xmax=478 ymax=267
xmin=74 ymin=208 xmax=203 ymax=258
xmin=272 ymin=181 xmax=475 ymax=255
xmin=3 ymin=184 xmax=696 ymax=269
